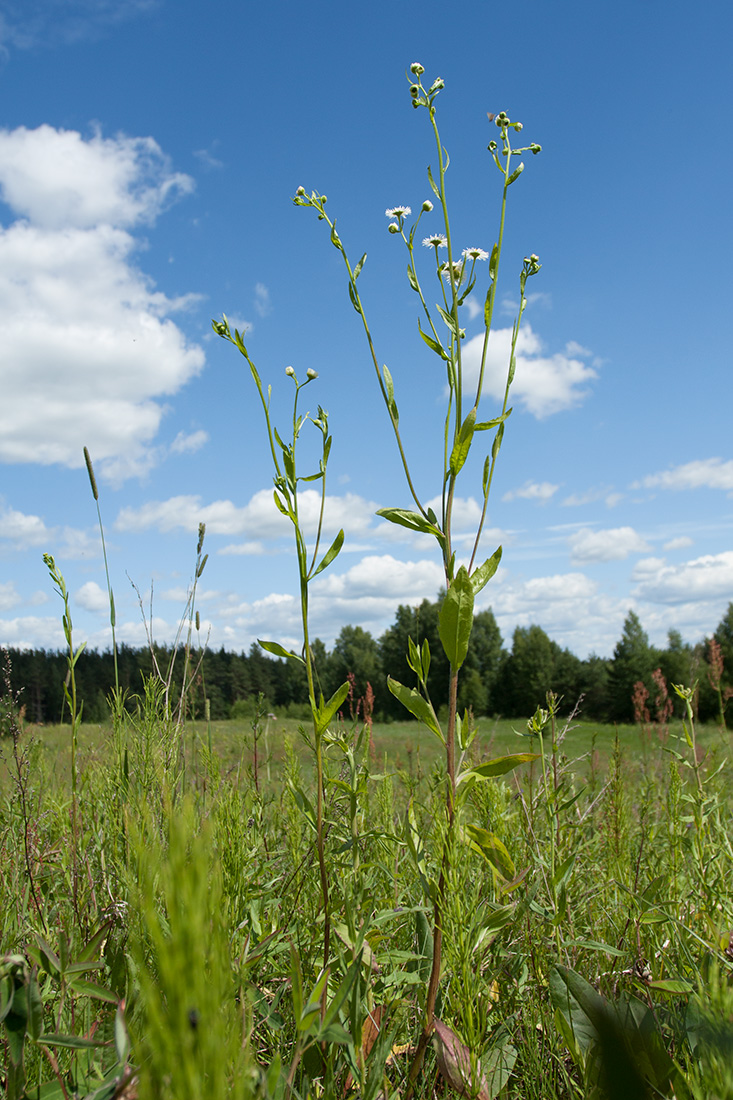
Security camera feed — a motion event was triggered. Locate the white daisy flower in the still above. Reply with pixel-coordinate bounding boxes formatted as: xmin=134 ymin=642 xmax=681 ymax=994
xmin=462 ymin=247 xmax=489 ymax=261
xmin=385 ymin=206 xmax=411 ymax=218
xmin=423 ymin=234 xmax=448 ymax=248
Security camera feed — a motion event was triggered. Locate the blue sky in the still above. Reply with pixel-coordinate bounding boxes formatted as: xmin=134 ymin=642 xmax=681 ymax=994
xmin=0 ymin=0 xmax=732 ymax=662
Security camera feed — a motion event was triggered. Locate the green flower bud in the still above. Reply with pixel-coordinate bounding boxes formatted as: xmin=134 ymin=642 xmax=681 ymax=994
xmin=285 ymin=366 xmax=295 ymax=376
xmin=530 ymin=143 xmax=542 ymax=155
xmin=410 ymin=62 xmax=425 ymax=75
xmin=306 ymin=368 xmax=318 ymax=379
xmin=410 ymin=85 xmax=419 ymax=98
xmin=388 ymin=222 xmax=400 ymax=233
xmin=296 ymin=185 xmax=306 ymax=195
xmin=422 ymin=200 xmax=433 ymax=211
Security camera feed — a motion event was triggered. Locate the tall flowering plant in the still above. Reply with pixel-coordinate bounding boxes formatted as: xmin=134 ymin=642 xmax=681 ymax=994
xmin=294 ymin=64 xmax=543 ymax=1086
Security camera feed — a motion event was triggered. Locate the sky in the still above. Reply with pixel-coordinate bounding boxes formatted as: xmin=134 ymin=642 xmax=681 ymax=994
xmin=0 ymin=0 xmax=732 ymax=663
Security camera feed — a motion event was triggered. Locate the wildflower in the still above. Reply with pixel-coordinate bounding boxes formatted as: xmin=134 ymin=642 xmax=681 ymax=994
xmin=385 ymin=206 xmax=411 ymax=218
xmin=423 ymin=233 xmax=447 ymax=248
xmin=295 ymin=185 xmax=306 ymax=196
xmin=388 ymin=223 xmax=400 ymax=234
xmin=429 ymin=77 xmax=445 ymax=92
xmin=285 ymin=366 xmax=295 ymax=376
xmin=462 ymin=247 xmax=489 ymax=261
xmin=410 ymin=62 xmax=425 ymax=75
xmin=306 ymin=368 xmax=318 ymax=380
xmin=440 ymin=260 xmax=465 ymax=282
xmin=422 ymin=200 xmax=433 ymax=212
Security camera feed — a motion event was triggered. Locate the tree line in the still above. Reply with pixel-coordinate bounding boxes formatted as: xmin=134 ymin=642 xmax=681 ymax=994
xmin=2 ymin=601 xmax=732 ymax=728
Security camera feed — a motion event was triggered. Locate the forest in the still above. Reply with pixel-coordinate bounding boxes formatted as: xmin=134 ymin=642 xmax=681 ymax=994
xmin=3 ymin=598 xmax=732 ymax=729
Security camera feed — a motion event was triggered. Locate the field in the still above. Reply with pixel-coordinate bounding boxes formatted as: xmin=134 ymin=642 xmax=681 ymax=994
xmin=3 ymin=700 xmax=733 ymax=1100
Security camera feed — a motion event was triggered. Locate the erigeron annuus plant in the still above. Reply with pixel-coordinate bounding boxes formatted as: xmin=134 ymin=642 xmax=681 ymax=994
xmin=208 ymin=327 xmax=350 ymax=1012
xmin=294 ymin=64 xmax=543 ymax=1088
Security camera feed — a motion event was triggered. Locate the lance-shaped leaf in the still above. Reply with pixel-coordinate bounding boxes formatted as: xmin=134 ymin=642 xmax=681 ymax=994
xmin=315 ymin=680 xmax=351 ymax=736
xmin=258 ymin=639 xmax=305 ymax=665
xmin=353 ymin=252 xmax=367 ymax=279
xmin=432 ymin=1019 xmax=503 ymax=1100
xmin=427 ymin=164 xmax=441 ymax=199
xmin=383 ymin=364 xmax=399 ymax=425
xmin=471 ymin=547 xmax=502 ymax=596
xmin=459 ymin=752 xmax=539 ymax=784
xmin=438 ymin=566 xmax=474 ymax=670
xmin=348 ymin=280 xmax=362 ymax=314
xmin=376 ymin=508 xmax=443 ymax=541
xmin=449 ymin=409 xmax=476 ymax=476
xmin=463 ymin=826 xmax=516 ymax=880
xmin=436 ymin=303 xmax=460 ymax=340
xmin=418 ymin=318 xmax=449 ymax=360
xmin=474 ymin=409 xmax=511 ymax=431
xmin=407 ymin=263 xmax=419 ymax=293
xmin=387 ymin=677 xmax=444 ymax=743
xmin=312 ymin=528 xmax=344 ymax=578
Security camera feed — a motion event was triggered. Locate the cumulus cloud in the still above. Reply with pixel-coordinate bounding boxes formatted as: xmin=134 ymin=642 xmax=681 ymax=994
xmin=170 ymin=429 xmax=209 ymax=455
xmin=632 ymin=551 xmax=733 ymax=604
xmin=461 ymin=323 xmax=597 ymax=418
xmin=116 ymin=489 xmax=380 ymax=542
xmin=503 ymin=480 xmax=559 ymax=504
xmin=75 ymin=580 xmax=109 ymax=613
xmin=0 ymin=503 xmax=97 ymax=557
xmin=0 ymin=581 xmax=22 ymax=611
xmin=569 ymin=526 xmax=651 ymax=564
xmin=0 ymin=124 xmax=204 ymax=481
xmin=633 ymin=458 xmax=733 ymax=494
xmin=664 ymin=536 xmax=694 ymax=551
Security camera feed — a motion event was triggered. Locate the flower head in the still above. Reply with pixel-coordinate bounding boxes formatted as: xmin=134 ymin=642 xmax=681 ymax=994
xmin=385 ymin=206 xmax=411 ymax=219
xmin=410 ymin=62 xmax=425 ymax=75
xmin=462 ymin=247 xmax=489 ymax=261
xmin=285 ymin=366 xmax=295 ymax=377
xmin=423 ymin=233 xmax=447 ymax=248
xmin=422 ymin=200 xmax=433 ymax=212
xmin=306 ymin=368 xmax=318 ymax=380
xmin=440 ymin=260 xmax=465 ymax=282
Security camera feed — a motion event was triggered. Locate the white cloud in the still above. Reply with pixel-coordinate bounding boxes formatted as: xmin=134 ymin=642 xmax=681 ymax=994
xmin=0 ymin=581 xmax=21 ymax=611
xmin=0 ymin=614 xmax=66 ymax=649
xmin=503 ymin=480 xmax=559 ymax=504
xmin=0 ymin=504 xmax=97 ymax=558
xmin=0 ymin=1 xmax=159 ymax=54
xmin=254 ymin=282 xmax=272 ymax=317
xmin=0 ymin=125 xmax=204 ymax=481
xmin=75 ymin=580 xmax=109 ymax=613
xmin=170 ymin=429 xmax=209 ymax=455
xmin=633 ymin=458 xmax=733 ymax=494
xmin=632 ymin=551 xmax=733 ymax=604
xmin=569 ymin=526 xmax=651 ymax=564
xmin=115 ymin=488 xmax=380 ymax=543
xmin=561 ymin=485 xmax=620 ymax=508
xmin=219 ymin=541 xmax=267 ymax=556
xmin=461 ymin=323 xmax=597 ymax=418
xmin=663 ymin=536 xmax=694 ymax=551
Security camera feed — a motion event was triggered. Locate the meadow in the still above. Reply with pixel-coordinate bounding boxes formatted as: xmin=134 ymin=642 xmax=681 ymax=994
xmin=4 ymin=65 xmax=733 ymax=1100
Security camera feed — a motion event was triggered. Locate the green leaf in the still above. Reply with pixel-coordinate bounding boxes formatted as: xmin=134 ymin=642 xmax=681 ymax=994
xmin=449 ymin=409 xmax=476 ymax=476
xmin=315 ymin=680 xmax=351 ymax=736
xmin=427 ymin=164 xmax=441 ymax=199
xmin=300 ymin=967 xmax=330 ymax=1032
xmin=353 ymin=252 xmax=367 ymax=279
xmin=387 ymin=678 xmax=444 ymax=743
xmin=507 ymin=161 xmax=524 ymax=185
xmin=289 ymin=943 xmax=303 ymax=1024
xmin=383 ymin=365 xmax=399 ymax=424
xmin=459 ymin=752 xmax=540 ymax=783
xmin=312 ymin=528 xmax=344 ymax=578
xmin=418 ymin=318 xmax=448 ymax=360
xmin=322 ymin=956 xmax=361 ymax=1030
xmin=552 ymin=853 xmax=576 ymax=891
xmin=272 ymin=489 xmax=290 ymax=517
xmin=464 ymin=826 xmax=515 ymax=880
xmin=438 ymin=566 xmax=474 ymax=670
xmin=114 ymin=1003 xmax=130 ymax=1065
xmin=36 ymin=1034 xmax=108 ymax=1049
xmin=347 ymin=280 xmax=362 ymax=314
xmin=489 ymin=242 xmax=499 ymax=282
xmin=474 ymin=410 xmax=511 ymax=431
xmin=407 ymin=264 xmax=419 ymax=293
xmin=436 ymin=303 xmax=459 ymax=338
xmin=376 ymin=508 xmax=443 ymax=541
xmin=647 ymin=979 xmax=694 ymax=994
xmin=67 ymin=978 xmax=118 ymax=1004
xmin=26 ymin=972 xmax=44 ymax=1040
xmin=258 ymin=640 xmax=305 ymax=665
xmin=491 ymin=421 xmax=505 ymax=459
xmin=470 ymin=547 xmax=502 ymax=596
